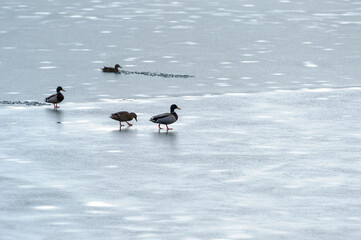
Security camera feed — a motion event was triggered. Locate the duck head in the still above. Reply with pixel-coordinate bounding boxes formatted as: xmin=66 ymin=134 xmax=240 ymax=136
xmin=115 ymin=64 xmax=122 ymax=69
xmin=170 ymin=104 xmax=181 ymax=113
xmin=130 ymin=112 xmax=138 ymax=121
xmin=56 ymin=86 xmax=66 ymax=92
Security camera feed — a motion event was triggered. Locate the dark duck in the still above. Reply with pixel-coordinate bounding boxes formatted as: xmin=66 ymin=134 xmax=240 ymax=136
xmin=150 ymin=104 xmax=181 ymax=131
xmin=45 ymin=86 xmax=65 ymax=110
xmin=101 ymin=64 xmax=122 ymax=73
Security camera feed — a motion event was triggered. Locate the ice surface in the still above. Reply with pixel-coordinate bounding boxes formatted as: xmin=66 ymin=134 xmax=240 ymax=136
xmin=1 ymin=0 xmax=361 ymax=239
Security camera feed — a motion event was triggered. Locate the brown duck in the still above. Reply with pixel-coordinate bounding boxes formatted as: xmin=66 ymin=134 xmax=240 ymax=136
xmin=110 ymin=111 xmax=137 ymax=130
xmin=101 ymin=64 xmax=122 ymax=73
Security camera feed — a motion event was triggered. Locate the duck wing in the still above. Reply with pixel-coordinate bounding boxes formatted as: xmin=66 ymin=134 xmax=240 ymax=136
xmin=150 ymin=113 xmax=177 ymax=124
xmin=102 ymin=66 xmax=111 ymax=71
xmin=45 ymin=92 xmax=64 ymax=104
xmin=102 ymin=66 xmax=119 ymax=72
xmin=45 ymin=93 xmax=59 ymax=103
xmin=110 ymin=111 xmax=130 ymax=121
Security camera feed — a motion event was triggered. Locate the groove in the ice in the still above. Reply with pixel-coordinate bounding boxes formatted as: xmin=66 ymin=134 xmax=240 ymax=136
xmin=0 ymin=101 xmax=50 ymax=106
xmin=119 ymin=70 xmax=195 ymax=78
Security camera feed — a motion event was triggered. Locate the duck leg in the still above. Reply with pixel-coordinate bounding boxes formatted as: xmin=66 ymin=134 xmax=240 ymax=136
xmin=158 ymin=124 xmax=163 ymax=130
xmin=126 ymin=121 xmax=133 ymax=126
xmin=166 ymin=124 xmax=173 ymax=131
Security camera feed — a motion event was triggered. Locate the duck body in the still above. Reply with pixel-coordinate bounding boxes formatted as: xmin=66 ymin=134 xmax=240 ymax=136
xmin=45 ymin=86 xmax=65 ymax=110
xmin=150 ymin=104 xmax=180 ymax=131
xmin=110 ymin=111 xmax=137 ymax=130
xmin=101 ymin=64 xmax=122 ymax=73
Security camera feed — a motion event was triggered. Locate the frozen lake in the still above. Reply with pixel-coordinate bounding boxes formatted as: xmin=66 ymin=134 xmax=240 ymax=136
xmin=1 ymin=0 xmax=361 ymax=239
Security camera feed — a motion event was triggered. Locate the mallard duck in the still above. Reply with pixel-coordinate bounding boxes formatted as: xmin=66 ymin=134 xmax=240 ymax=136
xmin=110 ymin=111 xmax=137 ymax=130
xmin=101 ymin=64 xmax=122 ymax=73
xmin=45 ymin=86 xmax=65 ymax=110
xmin=150 ymin=104 xmax=181 ymax=131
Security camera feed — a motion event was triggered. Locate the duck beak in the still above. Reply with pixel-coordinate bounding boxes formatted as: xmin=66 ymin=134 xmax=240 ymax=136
xmin=62 ymin=89 xmax=66 ymax=92
xmin=177 ymin=107 xmax=181 ymax=110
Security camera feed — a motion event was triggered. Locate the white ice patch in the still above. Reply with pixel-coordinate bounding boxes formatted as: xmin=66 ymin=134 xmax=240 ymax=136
xmin=69 ymin=15 xmax=82 ymax=18
xmin=69 ymin=49 xmax=91 ymax=51
xmin=85 ymin=201 xmax=114 ymax=207
xmin=2 ymin=46 xmax=17 ymax=50
xmin=105 ymin=165 xmax=118 ymax=168
xmin=38 ymin=66 xmax=57 ymax=69
xmin=184 ymin=41 xmax=198 ymax=45
xmin=107 ymin=150 xmax=123 ymax=153
xmin=215 ymin=83 xmax=230 ymax=87
xmin=302 ymin=88 xmax=334 ymax=93
xmin=18 ymin=185 xmax=35 ymax=189
xmin=303 ymin=61 xmax=318 ymax=68
xmin=34 ymin=206 xmax=58 ymax=210
xmin=34 ymin=12 xmax=51 ymax=15
xmin=241 ymin=61 xmax=259 ymax=64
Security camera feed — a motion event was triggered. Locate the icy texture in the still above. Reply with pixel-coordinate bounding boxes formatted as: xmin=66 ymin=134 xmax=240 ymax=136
xmin=1 ymin=0 xmax=361 ymax=239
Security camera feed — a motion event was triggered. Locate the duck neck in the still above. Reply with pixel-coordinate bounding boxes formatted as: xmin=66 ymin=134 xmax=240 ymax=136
xmin=172 ymin=111 xmax=178 ymax=120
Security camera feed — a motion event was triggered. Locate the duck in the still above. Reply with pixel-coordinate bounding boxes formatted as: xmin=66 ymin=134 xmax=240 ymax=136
xmin=101 ymin=64 xmax=122 ymax=73
xmin=45 ymin=86 xmax=65 ymax=110
xmin=110 ymin=111 xmax=137 ymax=130
xmin=150 ymin=104 xmax=181 ymax=131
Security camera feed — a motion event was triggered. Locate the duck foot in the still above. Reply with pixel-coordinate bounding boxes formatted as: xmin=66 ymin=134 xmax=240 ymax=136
xmin=158 ymin=124 xmax=163 ymax=130
xmin=166 ymin=125 xmax=173 ymax=131
xmin=126 ymin=121 xmax=133 ymax=126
